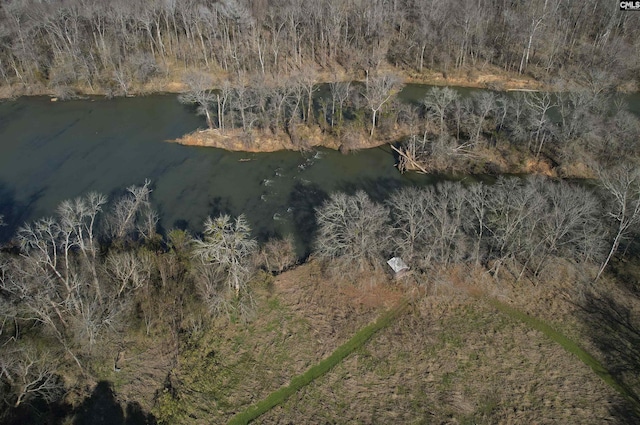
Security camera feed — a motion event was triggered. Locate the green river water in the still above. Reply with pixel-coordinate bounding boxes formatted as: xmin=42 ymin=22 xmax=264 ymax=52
xmin=0 ymin=86 xmax=638 ymax=251
xmin=0 ymin=93 xmax=437 ymax=250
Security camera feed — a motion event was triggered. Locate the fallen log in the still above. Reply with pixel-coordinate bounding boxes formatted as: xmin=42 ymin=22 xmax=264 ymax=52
xmin=390 ymin=144 xmax=428 ymax=174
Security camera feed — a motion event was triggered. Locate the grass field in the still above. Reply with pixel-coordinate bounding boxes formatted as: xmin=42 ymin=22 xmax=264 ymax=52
xmin=143 ymin=261 xmax=640 ymax=424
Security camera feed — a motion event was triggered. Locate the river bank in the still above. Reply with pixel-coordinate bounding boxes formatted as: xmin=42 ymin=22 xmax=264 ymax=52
xmin=3 ymin=62 xmax=638 ymax=101
xmin=171 ymin=124 xmax=592 ymax=180
xmin=0 ymin=65 xmax=555 ymax=101
xmin=171 ymin=125 xmax=388 ymax=153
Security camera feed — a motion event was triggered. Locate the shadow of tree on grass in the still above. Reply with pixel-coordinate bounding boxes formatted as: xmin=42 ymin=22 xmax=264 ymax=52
xmin=73 ymin=381 xmax=156 ymax=425
xmin=577 ymin=282 xmax=640 ymax=423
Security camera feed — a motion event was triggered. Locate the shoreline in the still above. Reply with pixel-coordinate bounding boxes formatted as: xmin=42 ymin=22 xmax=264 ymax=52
xmin=0 ymin=66 xmax=597 ymax=101
xmin=170 ymin=127 xmax=595 ymax=180
xmin=171 ymin=126 xmax=388 ymax=153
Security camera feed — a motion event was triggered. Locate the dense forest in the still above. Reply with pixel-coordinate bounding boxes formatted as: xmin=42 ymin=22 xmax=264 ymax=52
xmin=0 ymin=0 xmax=638 ymax=96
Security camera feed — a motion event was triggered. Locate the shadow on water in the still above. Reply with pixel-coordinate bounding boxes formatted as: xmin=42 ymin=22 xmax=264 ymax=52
xmin=288 ymin=182 xmax=328 ymax=257
xmin=576 ymin=280 xmax=640 ymax=423
xmin=336 ymin=176 xmax=405 ymax=203
xmin=172 ymin=218 xmax=189 ymax=231
xmin=73 ymin=381 xmax=156 ymax=425
xmin=208 ymin=196 xmax=233 ymax=219
xmin=0 ymin=181 xmax=40 ymax=243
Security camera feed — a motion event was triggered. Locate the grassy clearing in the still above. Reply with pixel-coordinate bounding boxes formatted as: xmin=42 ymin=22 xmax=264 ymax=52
xmin=488 ymin=298 xmax=640 ymax=414
xmin=228 ymin=299 xmax=408 ymax=425
xmin=152 ymin=264 xmax=397 ymax=424
xmin=262 ymin=288 xmax=627 ymax=424
xmin=149 ymin=262 xmax=638 ymax=424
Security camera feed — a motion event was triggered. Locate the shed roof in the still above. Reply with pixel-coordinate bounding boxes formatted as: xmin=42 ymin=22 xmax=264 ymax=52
xmin=387 ymin=257 xmax=409 ymax=273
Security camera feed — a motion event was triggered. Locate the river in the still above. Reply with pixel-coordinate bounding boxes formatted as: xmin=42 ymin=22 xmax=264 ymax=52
xmin=0 ymin=94 xmax=438 ymax=252
xmin=1 ymin=87 xmax=638 ymax=251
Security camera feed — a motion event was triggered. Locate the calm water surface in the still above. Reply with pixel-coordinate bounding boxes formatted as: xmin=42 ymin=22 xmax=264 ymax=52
xmin=0 ymin=94 xmax=437 ymax=250
xmin=2 ymin=87 xmax=637 ymax=249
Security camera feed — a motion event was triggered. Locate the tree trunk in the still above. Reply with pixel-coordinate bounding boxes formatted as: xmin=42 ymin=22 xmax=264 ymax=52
xmin=370 ymin=109 xmax=377 ymax=138
xmin=596 ymin=224 xmax=624 ymax=281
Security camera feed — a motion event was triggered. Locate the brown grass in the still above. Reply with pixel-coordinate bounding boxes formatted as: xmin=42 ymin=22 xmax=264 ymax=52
xmin=259 ymin=262 xmax=629 ymax=424
xmin=76 ymin=256 xmax=640 ymax=424
xmin=170 ymin=124 xmax=392 ymax=153
xmin=144 ymin=259 xmax=640 ymax=424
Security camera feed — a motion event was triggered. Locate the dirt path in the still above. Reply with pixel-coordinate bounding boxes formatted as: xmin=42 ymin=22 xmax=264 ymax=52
xmin=227 ymin=297 xmax=409 ymax=425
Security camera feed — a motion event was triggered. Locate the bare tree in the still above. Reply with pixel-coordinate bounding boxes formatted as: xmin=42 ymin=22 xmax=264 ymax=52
xmin=192 ymin=214 xmax=257 ymax=298
xmin=105 ymin=251 xmax=153 ymax=298
xmin=516 ymin=178 xmax=603 ymax=279
xmin=4 ymin=186 xmax=155 ymax=364
xmin=470 ymin=91 xmax=496 ymax=146
xmin=518 ymin=3 xmax=548 ymax=74
xmin=315 ymin=191 xmax=390 ymax=272
xmin=424 ymin=182 xmax=469 ymax=267
xmin=178 ymin=71 xmax=216 ymax=129
xmin=464 ymin=182 xmax=490 ymax=266
xmin=108 ymin=179 xmax=154 ymax=243
xmin=538 ymin=181 xmax=603 ymax=266
xmin=216 ymin=80 xmax=233 ymax=132
xmin=56 ymin=192 xmax=107 ymax=300
xmin=258 ymin=236 xmax=297 ymax=274
xmin=111 ymin=67 xmax=131 ymax=97
xmin=231 ymin=83 xmax=258 ymax=131
xmin=389 ymin=184 xmax=469 ymax=270
xmin=363 ymin=74 xmax=402 ymax=138
xmin=329 ymin=80 xmax=351 ymax=129
xmin=0 ymin=345 xmax=63 ymax=408
xmin=388 ymin=187 xmax=431 ymax=264
xmin=596 ymin=164 xmax=640 ymax=281
xmin=0 ymin=247 xmax=86 ymax=369
xmin=485 ymin=177 xmax=544 ymax=278
xmin=422 ymin=86 xmax=459 ymax=137
xmin=298 ymin=66 xmax=318 ymax=124
xmin=524 ymin=91 xmax=556 ymax=157
xmin=0 ymin=0 xmax=633 ymax=98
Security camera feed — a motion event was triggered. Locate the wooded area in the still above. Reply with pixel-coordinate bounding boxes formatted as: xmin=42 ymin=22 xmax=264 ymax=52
xmin=1 ymin=0 xmax=640 ymax=422
xmin=0 ymin=0 xmax=638 ymax=96
xmin=175 ymin=76 xmax=639 ymax=176
xmin=1 ymin=170 xmax=639 ymax=421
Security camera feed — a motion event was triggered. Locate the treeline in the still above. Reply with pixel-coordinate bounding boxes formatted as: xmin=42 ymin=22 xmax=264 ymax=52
xmin=1 ymin=169 xmax=640 ymax=419
xmin=0 ymin=0 xmax=637 ymax=95
xmin=397 ymin=85 xmax=640 ymax=173
xmin=315 ymin=167 xmax=640 ymax=282
xmin=0 ymin=181 xmax=163 ymax=412
xmin=0 ymin=180 xmax=295 ymax=419
xmin=177 ymin=72 xmax=404 ymax=148
xmin=178 ymin=73 xmax=640 ymax=172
